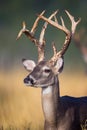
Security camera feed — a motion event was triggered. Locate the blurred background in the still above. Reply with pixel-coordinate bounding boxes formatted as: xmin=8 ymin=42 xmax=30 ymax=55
xmin=0 ymin=0 xmax=87 ymax=129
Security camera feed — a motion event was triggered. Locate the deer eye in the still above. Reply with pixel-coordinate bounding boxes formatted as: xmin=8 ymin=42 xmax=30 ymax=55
xmin=44 ymin=69 xmax=51 ymax=73
xmin=43 ymin=66 xmax=51 ymax=74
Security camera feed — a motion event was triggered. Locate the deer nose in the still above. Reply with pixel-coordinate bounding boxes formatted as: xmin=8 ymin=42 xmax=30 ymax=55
xmin=24 ymin=76 xmax=35 ymax=85
xmin=24 ymin=77 xmax=29 ymax=84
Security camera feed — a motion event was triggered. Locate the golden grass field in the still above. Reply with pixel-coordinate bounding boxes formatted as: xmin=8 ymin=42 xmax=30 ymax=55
xmin=0 ymin=68 xmax=87 ymax=130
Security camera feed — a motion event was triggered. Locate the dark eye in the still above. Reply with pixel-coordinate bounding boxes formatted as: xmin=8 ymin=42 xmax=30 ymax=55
xmin=44 ymin=69 xmax=51 ymax=73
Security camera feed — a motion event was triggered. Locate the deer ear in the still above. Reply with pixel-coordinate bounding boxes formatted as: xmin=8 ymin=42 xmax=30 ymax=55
xmin=54 ymin=57 xmax=64 ymax=74
xmin=22 ymin=59 xmax=36 ymax=71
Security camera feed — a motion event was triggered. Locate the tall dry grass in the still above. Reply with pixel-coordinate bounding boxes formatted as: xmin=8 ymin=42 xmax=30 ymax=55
xmin=0 ymin=68 xmax=87 ymax=129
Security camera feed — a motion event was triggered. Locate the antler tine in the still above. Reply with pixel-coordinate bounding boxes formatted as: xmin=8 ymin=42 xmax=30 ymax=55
xmin=16 ymin=21 xmax=26 ymax=40
xmin=31 ymin=10 xmax=45 ymax=35
xmin=60 ymin=17 xmax=66 ymax=28
xmin=16 ymin=21 xmax=39 ymax=47
xmin=16 ymin=11 xmax=46 ymax=47
xmin=52 ymin=42 xmax=57 ymax=55
xmin=39 ymin=10 xmax=58 ymax=44
xmin=65 ymin=10 xmax=81 ymax=35
xmin=37 ymin=10 xmax=58 ymax=62
xmin=54 ymin=15 xmax=58 ymax=24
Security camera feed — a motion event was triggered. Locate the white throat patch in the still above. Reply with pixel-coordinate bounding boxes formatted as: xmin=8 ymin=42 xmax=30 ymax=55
xmin=42 ymin=86 xmax=52 ymax=95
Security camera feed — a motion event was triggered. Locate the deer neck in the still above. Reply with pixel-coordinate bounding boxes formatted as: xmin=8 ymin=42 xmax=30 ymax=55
xmin=41 ymin=75 xmax=60 ymax=127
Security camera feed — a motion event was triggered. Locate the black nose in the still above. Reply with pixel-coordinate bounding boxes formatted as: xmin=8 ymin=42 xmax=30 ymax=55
xmin=24 ymin=76 xmax=34 ymax=85
xmin=24 ymin=77 xmax=29 ymax=84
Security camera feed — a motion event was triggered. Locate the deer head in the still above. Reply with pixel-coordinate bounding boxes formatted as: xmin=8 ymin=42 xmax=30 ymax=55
xmin=17 ymin=10 xmax=80 ymax=88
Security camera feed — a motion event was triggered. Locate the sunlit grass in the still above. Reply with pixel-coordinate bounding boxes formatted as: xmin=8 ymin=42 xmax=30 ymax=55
xmin=0 ymin=69 xmax=44 ymax=129
xmin=0 ymin=68 xmax=87 ymax=129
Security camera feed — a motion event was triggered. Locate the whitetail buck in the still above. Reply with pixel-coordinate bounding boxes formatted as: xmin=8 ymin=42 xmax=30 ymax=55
xmin=73 ymin=29 xmax=87 ymax=74
xmin=17 ymin=10 xmax=87 ymax=130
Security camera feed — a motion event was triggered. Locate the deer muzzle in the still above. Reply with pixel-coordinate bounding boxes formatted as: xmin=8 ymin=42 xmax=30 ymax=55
xmin=24 ymin=75 xmax=36 ymax=86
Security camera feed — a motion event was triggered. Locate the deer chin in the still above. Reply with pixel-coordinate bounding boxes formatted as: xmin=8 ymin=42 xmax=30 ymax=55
xmin=24 ymin=83 xmax=33 ymax=87
xmin=32 ymin=79 xmax=55 ymax=88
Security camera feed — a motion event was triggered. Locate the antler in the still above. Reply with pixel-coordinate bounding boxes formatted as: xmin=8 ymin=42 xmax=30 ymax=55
xmin=16 ymin=11 xmax=45 ymax=46
xmin=38 ymin=10 xmax=81 ymax=65
xmin=17 ymin=10 xmax=58 ymax=62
